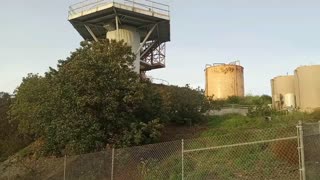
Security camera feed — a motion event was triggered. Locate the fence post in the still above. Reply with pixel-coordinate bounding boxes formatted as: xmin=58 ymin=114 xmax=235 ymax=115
xmin=64 ymin=154 xmax=67 ymax=180
xmin=111 ymin=148 xmax=115 ymax=180
xmin=298 ymin=121 xmax=306 ymax=180
xmin=181 ymin=139 xmax=184 ymax=180
xmin=8 ymin=164 xmax=10 ymax=180
xmin=297 ymin=124 xmax=302 ymax=180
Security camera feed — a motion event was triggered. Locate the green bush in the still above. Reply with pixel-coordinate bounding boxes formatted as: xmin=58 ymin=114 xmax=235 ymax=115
xmin=10 ymin=40 xmax=164 ymax=155
xmin=310 ymin=108 xmax=320 ymax=120
xmin=224 ymin=95 xmax=272 ymax=106
xmin=154 ymin=84 xmax=213 ymax=125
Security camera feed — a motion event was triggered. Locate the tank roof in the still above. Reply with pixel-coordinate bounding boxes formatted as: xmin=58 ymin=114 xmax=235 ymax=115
xmin=205 ymin=61 xmax=242 ymax=69
xmin=205 ymin=63 xmax=243 ymax=70
xmin=295 ymin=64 xmax=320 ymax=70
xmin=272 ymin=75 xmax=294 ymax=79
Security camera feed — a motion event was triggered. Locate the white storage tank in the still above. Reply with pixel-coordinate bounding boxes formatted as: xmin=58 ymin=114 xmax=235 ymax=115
xmin=271 ymin=75 xmax=295 ymax=110
xmin=106 ymin=26 xmax=141 ymax=73
xmin=284 ymin=93 xmax=296 ymax=109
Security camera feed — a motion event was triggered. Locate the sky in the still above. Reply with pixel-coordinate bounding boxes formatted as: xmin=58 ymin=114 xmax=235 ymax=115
xmin=1 ymin=0 xmax=320 ymax=95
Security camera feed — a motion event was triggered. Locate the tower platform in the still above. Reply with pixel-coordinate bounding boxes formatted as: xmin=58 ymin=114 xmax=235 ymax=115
xmin=69 ymin=0 xmax=170 ymax=72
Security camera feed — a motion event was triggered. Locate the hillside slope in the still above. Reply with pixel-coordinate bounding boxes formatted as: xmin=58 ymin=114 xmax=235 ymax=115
xmin=1 ymin=111 xmax=318 ymax=179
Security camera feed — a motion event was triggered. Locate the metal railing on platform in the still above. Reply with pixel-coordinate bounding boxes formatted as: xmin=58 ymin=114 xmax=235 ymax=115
xmin=68 ymin=0 xmax=170 ymax=17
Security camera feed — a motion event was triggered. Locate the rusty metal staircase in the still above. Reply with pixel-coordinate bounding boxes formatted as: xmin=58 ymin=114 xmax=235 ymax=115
xmin=140 ymin=40 xmax=166 ymax=71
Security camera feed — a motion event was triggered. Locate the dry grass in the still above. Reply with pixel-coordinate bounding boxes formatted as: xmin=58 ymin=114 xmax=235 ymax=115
xmin=271 ymin=139 xmax=299 ymax=165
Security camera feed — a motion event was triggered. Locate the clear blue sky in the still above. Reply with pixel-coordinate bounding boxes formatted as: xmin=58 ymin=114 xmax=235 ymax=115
xmin=1 ymin=0 xmax=320 ymax=95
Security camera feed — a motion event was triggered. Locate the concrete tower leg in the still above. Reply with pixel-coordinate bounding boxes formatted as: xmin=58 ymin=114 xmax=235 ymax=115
xmin=106 ymin=26 xmax=141 ymax=73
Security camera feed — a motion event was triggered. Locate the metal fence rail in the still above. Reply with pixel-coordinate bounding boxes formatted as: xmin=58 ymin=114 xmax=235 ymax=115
xmin=4 ymin=122 xmax=320 ymax=180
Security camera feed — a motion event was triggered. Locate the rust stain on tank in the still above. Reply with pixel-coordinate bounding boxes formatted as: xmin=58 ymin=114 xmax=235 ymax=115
xmin=205 ymin=64 xmax=245 ymax=100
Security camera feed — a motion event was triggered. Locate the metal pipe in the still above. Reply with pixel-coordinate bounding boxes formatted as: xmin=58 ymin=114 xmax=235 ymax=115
xmin=115 ymin=15 xmax=119 ymax=39
xmin=64 ymin=155 xmax=67 ymax=180
xmin=229 ymin=60 xmax=240 ymax=65
xmin=70 ymin=0 xmax=105 ymax=11
xmin=146 ymin=0 xmax=169 ymax=7
xmin=84 ymin=24 xmax=99 ymax=42
xmin=296 ymin=70 xmax=301 ymax=108
xmin=124 ymin=0 xmax=169 ymax=12
xmin=140 ymin=41 xmax=157 ymax=58
xmin=184 ymin=136 xmax=298 ymax=153
xmin=135 ymin=24 xmax=157 ymax=54
xmin=181 ymin=139 xmax=184 ymax=180
xmin=212 ymin=63 xmax=225 ymax=66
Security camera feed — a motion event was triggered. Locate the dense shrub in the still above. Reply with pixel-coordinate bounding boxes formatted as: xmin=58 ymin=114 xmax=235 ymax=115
xmin=9 ymin=40 xmax=214 ymax=156
xmin=10 ymin=40 xmax=164 ymax=155
xmin=154 ymin=84 xmax=213 ymax=125
xmin=0 ymin=92 xmax=31 ymax=161
xmin=225 ymin=95 xmax=272 ymax=106
xmin=310 ymin=108 xmax=320 ymax=120
xmin=221 ymin=95 xmax=274 ymax=117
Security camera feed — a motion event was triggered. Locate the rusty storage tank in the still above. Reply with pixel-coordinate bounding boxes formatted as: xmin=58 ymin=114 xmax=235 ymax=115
xmin=270 ymin=75 xmax=295 ymax=110
xmin=205 ymin=62 xmax=244 ymax=99
xmin=294 ymin=65 xmax=320 ymax=112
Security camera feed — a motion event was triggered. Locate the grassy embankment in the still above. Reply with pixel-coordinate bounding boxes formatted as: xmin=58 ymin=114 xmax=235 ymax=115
xmin=2 ymin=111 xmax=319 ymax=179
xmin=141 ymin=111 xmax=319 ymax=180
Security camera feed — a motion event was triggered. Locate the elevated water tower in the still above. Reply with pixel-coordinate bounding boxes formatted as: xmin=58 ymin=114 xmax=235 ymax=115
xmin=68 ymin=0 xmax=170 ymax=73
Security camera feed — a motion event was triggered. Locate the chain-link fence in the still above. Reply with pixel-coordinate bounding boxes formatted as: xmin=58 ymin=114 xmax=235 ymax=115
xmin=3 ymin=122 xmax=320 ymax=180
xmin=302 ymin=122 xmax=320 ymax=180
xmin=114 ymin=141 xmax=181 ymax=180
xmin=183 ymin=126 xmax=299 ymax=180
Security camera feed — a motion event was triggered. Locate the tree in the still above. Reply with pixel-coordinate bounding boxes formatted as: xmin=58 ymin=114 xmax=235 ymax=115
xmin=0 ymin=92 xmax=11 ymax=123
xmin=0 ymin=92 xmax=12 ymax=141
xmin=10 ymin=40 xmax=217 ymax=156
xmin=154 ymin=84 xmax=212 ymax=125
xmin=246 ymin=95 xmax=273 ymax=117
xmin=10 ymin=74 xmax=50 ymax=137
xmin=10 ymin=40 xmax=163 ymax=155
xmin=0 ymin=92 xmax=30 ymax=161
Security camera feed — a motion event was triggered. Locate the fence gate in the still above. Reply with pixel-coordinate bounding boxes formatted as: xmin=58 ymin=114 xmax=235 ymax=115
xmin=301 ymin=122 xmax=320 ymax=180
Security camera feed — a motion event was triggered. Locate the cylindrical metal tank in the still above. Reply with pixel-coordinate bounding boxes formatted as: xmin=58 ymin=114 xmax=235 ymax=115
xmin=106 ymin=26 xmax=141 ymax=73
xmin=294 ymin=65 xmax=320 ymax=112
xmin=284 ymin=93 xmax=296 ymax=109
xmin=270 ymin=75 xmax=295 ymax=110
xmin=205 ymin=63 xmax=244 ymax=99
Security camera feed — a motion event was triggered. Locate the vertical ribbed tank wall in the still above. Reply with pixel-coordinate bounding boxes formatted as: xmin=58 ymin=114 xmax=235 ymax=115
xmin=271 ymin=75 xmax=295 ymax=110
xmin=205 ymin=64 xmax=244 ymax=99
xmin=106 ymin=26 xmax=141 ymax=73
xmin=294 ymin=65 xmax=320 ymax=112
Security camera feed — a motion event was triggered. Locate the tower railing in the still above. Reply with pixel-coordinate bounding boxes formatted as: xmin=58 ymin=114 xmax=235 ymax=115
xmin=69 ymin=0 xmax=170 ymax=17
